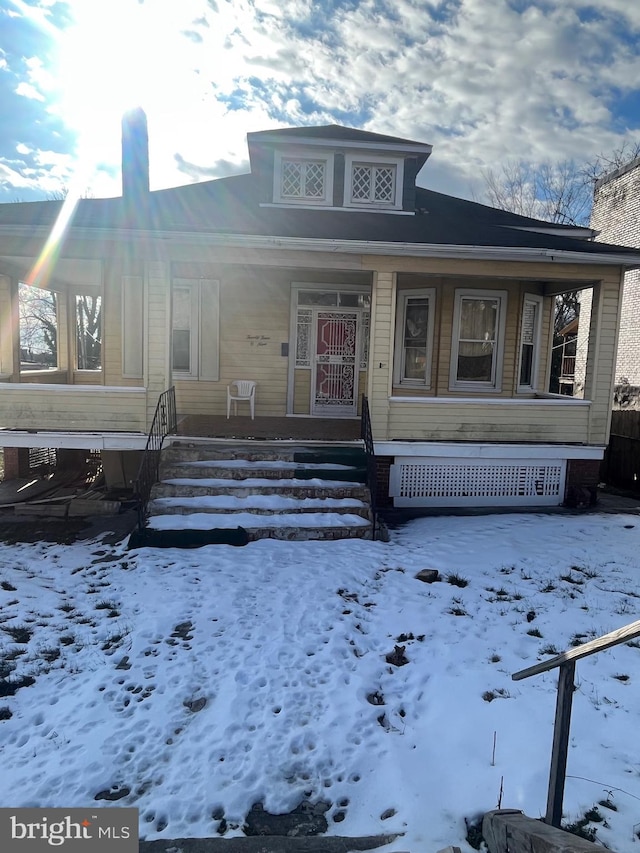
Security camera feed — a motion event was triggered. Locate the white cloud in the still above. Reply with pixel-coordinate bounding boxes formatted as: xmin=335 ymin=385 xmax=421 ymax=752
xmin=4 ymin=0 xmax=640 ymax=203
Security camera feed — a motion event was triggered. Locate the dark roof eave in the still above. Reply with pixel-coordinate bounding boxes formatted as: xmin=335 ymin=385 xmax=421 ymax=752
xmin=2 ymin=224 xmax=640 ymax=268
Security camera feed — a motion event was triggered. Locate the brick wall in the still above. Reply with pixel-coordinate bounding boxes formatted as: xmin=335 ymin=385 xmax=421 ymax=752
xmin=564 ymin=459 xmax=600 ymax=507
xmin=577 ymin=158 xmax=640 ymax=397
xmin=374 ymin=456 xmax=393 ymax=508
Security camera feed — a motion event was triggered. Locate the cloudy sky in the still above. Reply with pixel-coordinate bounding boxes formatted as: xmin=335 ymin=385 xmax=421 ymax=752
xmin=1 ymin=0 xmax=639 ymax=204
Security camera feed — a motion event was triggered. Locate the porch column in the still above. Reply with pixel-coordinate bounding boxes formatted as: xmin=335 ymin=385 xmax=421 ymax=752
xmin=367 ymin=269 xmax=396 ymax=440
xmin=0 ymin=274 xmax=20 ymax=379
xmin=144 ymin=259 xmax=171 ymax=430
xmin=583 ymin=271 xmax=625 ymax=445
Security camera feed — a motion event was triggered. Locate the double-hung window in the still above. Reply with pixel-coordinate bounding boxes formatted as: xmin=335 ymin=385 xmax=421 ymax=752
xmin=518 ymin=294 xmax=543 ymax=391
xmin=450 ymin=289 xmax=507 ymax=391
xmin=393 ymin=289 xmax=436 ymax=387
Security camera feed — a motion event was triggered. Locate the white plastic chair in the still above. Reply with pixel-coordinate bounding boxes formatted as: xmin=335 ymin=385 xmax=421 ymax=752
xmin=226 ymin=380 xmax=256 ymax=419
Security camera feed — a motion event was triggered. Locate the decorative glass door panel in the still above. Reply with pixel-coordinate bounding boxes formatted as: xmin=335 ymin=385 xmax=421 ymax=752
xmin=312 ymin=310 xmax=359 ymax=416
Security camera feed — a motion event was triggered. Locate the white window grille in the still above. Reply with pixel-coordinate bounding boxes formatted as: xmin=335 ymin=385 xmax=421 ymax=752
xmin=351 ymin=164 xmax=396 ymax=204
xmin=295 ymin=307 xmax=313 ymax=367
xmin=390 ymin=458 xmax=566 ymax=507
xmin=281 ymin=159 xmax=326 ymax=200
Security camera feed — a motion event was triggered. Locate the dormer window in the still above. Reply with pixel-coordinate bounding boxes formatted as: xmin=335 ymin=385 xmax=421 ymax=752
xmin=351 ymin=163 xmax=396 ymax=204
xmin=274 ymin=150 xmax=334 ymax=206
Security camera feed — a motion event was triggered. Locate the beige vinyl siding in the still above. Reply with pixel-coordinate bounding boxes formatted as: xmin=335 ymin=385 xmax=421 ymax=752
xmin=175 ymin=270 xmax=291 ymax=417
xmin=146 ymin=261 xmax=171 ymax=427
xmin=387 ymin=400 xmax=590 ymax=443
xmin=293 ymin=369 xmax=311 ymax=414
xmin=0 ymin=386 xmax=147 ymax=432
xmin=367 ymin=270 xmax=395 ymax=437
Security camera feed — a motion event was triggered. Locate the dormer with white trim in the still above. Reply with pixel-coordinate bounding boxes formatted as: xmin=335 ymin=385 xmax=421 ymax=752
xmin=247 ymin=125 xmax=432 ymax=214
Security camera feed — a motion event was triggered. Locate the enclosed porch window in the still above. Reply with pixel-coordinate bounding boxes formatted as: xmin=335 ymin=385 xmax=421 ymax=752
xmin=450 ymin=289 xmax=507 ymax=391
xmin=75 ymin=294 xmax=102 ymax=371
xmin=393 ymin=289 xmax=436 ymax=387
xmin=18 ymin=283 xmax=58 ymax=370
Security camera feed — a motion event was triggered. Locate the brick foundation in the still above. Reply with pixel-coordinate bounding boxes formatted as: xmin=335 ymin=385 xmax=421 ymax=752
xmin=374 ymin=456 xmax=393 ymax=508
xmin=564 ymin=459 xmax=600 ymax=508
xmin=2 ymin=447 xmax=31 ymax=481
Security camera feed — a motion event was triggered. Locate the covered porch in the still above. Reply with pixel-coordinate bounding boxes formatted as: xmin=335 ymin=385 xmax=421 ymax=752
xmin=176 ymin=414 xmax=362 ymax=442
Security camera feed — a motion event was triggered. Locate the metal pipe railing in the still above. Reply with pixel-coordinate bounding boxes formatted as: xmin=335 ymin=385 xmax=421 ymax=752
xmin=133 ymin=387 xmax=177 ymax=530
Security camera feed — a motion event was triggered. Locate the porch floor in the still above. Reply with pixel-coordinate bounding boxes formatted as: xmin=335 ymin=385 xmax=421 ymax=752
xmin=176 ymin=415 xmax=362 ymax=443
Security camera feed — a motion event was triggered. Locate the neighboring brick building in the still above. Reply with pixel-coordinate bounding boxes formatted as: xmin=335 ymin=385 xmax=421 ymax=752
xmin=575 ymin=157 xmax=640 ymax=405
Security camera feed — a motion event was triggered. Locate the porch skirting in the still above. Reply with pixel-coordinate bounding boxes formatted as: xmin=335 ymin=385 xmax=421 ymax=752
xmin=375 ymin=443 xmax=605 ymax=509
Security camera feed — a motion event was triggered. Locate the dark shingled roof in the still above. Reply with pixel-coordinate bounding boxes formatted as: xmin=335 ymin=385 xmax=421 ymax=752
xmin=0 ymin=172 xmax=639 ymax=260
xmin=246 ymin=125 xmax=431 ymax=148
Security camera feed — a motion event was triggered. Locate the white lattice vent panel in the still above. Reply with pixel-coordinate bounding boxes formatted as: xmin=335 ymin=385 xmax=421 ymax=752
xmin=390 ymin=457 xmax=566 ymax=507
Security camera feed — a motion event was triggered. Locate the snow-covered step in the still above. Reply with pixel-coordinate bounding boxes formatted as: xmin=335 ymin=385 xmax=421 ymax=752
xmin=152 ymin=477 xmax=370 ymax=500
xmin=147 ymin=511 xmax=372 ymax=541
xmin=144 ymin=442 xmax=375 ymax=544
xmin=149 ymin=493 xmax=371 ymax=518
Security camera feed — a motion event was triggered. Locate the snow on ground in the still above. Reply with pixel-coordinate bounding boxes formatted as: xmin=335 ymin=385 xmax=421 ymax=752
xmin=1 ymin=512 xmax=640 ymax=850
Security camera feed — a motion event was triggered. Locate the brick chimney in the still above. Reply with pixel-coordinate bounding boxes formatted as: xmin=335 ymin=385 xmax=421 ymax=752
xmin=121 ymin=106 xmax=149 ymax=202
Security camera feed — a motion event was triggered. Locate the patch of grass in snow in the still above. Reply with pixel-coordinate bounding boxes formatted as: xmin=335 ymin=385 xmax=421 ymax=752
xmin=540 ymin=581 xmax=556 ymax=593
xmin=464 ymin=814 xmax=485 ymax=850
xmin=95 ymin=600 xmax=120 ymax=618
xmin=0 ymin=705 xmax=12 ymax=720
xmin=559 ymin=573 xmax=584 ymax=585
xmin=539 ymin=644 xmax=560 ymax=656
xmin=612 ymin=673 xmax=630 ymax=682
xmin=570 ymin=631 xmax=596 ymax=647
xmin=563 ymin=806 xmax=605 ymax=842
xmin=1 ymin=624 xmax=33 ymax=644
xmin=489 ymin=653 xmax=501 ymax=663
xmin=482 ymin=688 xmax=510 ymax=702
xmin=570 ymin=565 xmax=598 ymax=578
xmin=626 ymin=639 xmax=640 ymax=649
xmin=526 ymin=628 xmax=543 ymax=638
xmin=102 ymin=632 xmax=127 ymax=652
xmin=1 ymin=580 xmax=17 ymax=591
xmin=446 ymin=573 xmax=469 ymax=588
xmin=598 ymin=797 xmax=618 ymax=812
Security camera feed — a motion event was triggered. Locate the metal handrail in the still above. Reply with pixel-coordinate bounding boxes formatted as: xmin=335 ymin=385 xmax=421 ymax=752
xmin=513 ymin=617 xmax=640 ymax=828
xmin=133 ymin=387 xmax=177 ymax=530
xmin=361 ymin=395 xmax=378 ymax=539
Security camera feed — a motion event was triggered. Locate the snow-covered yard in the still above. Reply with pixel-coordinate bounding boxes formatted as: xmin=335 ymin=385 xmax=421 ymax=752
xmin=1 ymin=512 xmax=640 ymax=851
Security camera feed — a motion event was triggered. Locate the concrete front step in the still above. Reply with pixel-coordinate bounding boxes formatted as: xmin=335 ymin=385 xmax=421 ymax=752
xmin=163 ymin=441 xmax=367 ymax=466
xmin=150 ymin=494 xmax=371 ymax=519
xmin=160 ymin=462 xmax=367 ymax=483
xmin=152 ymin=479 xmax=371 ymax=500
xmin=146 ymin=442 xmax=375 ymax=544
xmin=148 ymin=512 xmax=373 ymax=542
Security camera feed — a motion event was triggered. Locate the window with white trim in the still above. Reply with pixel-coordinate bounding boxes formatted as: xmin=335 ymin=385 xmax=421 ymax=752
xmin=274 ymin=151 xmax=333 ymax=205
xmin=393 ymin=289 xmax=436 ymax=386
xmin=450 ymin=290 xmax=507 ymax=391
xmin=351 ymin=163 xmax=396 ymax=204
xmin=518 ymin=294 xmax=543 ymax=391
xmin=344 ymin=154 xmax=404 ymax=209
xmin=171 ymin=279 xmax=220 ymax=380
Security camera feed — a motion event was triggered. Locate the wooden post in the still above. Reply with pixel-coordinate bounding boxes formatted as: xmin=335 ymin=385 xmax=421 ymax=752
xmin=545 ymin=660 xmax=575 ymax=827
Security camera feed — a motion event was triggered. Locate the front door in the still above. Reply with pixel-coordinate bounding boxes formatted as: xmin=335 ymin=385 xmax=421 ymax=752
xmin=311 ymin=309 xmax=360 ymax=417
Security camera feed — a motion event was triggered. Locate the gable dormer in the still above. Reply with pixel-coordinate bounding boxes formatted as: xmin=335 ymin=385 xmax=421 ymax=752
xmin=247 ymin=125 xmax=432 ymax=214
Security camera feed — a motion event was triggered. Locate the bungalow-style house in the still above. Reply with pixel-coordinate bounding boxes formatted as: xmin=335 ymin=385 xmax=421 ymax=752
xmin=1 ymin=110 xmax=639 ymax=514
